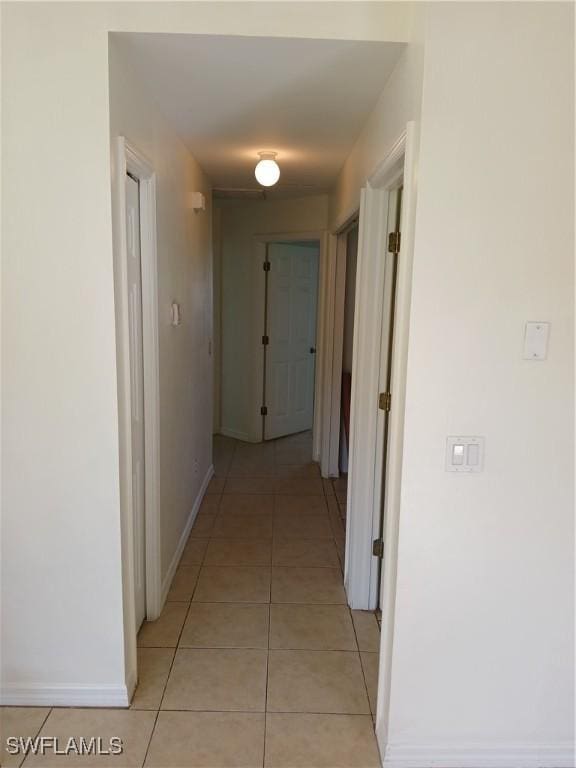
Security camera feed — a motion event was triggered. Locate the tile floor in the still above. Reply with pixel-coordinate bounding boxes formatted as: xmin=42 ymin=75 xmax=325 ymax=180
xmin=1 ymin=432 xmax=381 ymax=768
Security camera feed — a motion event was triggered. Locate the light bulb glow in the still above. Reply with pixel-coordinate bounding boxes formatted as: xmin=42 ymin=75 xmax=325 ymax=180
xmin=255 ymin=153 xmax=280 ymax=187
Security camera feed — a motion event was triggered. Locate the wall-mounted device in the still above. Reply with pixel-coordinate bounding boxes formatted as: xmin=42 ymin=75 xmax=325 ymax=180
xmin=523 ymin=321 xmax=550 ymax=360
xmin=171 ymin=302 xmax=181 ymax=326
xmin=190 ymin=192 xmax=206 ymax=212
xmin=446 ymin=436 xmax=485 ymax=473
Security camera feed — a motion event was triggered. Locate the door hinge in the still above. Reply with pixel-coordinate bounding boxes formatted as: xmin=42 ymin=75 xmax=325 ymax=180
xmin=262 ymin=335 xmax=269 ymax=346
xmin=379 ymin=391 xmax=392 ymax=412
xmin=372 ymin=538 xmax=384 ymax=558
xmin=388 ymin=231 xmax=401 ymax=254
xmin=263 ymin=261 xmax=271 ymax=272
xmin=260 ymin=405 xmax=268 ymax=416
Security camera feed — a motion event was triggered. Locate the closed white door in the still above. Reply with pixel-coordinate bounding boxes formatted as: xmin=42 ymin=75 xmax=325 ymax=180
xmin=265 ymin=243 xmax=319 ymax=440
xmin=125 ymin=174 xmax=146 ymax=630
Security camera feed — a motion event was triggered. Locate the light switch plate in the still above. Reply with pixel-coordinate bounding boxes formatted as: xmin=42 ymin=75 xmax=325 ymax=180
xmin=523 ymin=321 xmax=549 ymax=360
xmin=446 ymin=436 xmax=484 ymax=473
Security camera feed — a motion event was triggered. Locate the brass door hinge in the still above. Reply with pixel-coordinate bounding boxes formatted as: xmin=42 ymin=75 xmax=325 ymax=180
xmin=388 ymin=231 xmax=401 ymax=254
xmin=262 ymin=335 xmax=269 ymax=346
xmin=379 ymin=391 xmax=391 ymax=412
xmin=263 ymin=261 xmax=271 ymax=272
xmin=260 ymin=405 xmax=268 ymax=416
xmin=372 ymin=538 xmax=384 ymax=558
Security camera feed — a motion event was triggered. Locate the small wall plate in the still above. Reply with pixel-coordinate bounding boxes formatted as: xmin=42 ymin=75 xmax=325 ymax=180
xmin=445 ymin=436 xmax=484 ymax=473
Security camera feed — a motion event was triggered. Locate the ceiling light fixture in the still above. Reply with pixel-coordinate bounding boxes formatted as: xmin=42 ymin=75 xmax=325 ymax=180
xmin=255 ymin=151 xmax=280 ymax=187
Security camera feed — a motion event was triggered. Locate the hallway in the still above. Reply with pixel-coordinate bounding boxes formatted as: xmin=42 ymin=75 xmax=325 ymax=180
xmin=137 ymin=432 xmax=381 ymax=766
xmin=1 ymin=433 xmax=381 ymax=767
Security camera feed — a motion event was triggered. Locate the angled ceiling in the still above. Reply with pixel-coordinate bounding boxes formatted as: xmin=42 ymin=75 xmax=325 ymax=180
xmin=115 ymin=33 xmax=405 ymax=197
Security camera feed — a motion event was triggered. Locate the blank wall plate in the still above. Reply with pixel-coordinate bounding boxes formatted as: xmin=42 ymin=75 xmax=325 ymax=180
xmin=446 ymin=436 xmax=485 ymax=473
xmin=523 ymin=321 xmax=549 ymax=360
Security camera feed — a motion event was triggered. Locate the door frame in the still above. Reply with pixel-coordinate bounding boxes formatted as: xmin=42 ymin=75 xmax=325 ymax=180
xmin=112 ymin=137 xmax=162 ymax=698
xmin=250 ymin=231 xmax=328 ymax=457
xmin=342 ymin=120 xmax=419 ymax=746
xmin=322 ymin=216 xmax=360 ymax=477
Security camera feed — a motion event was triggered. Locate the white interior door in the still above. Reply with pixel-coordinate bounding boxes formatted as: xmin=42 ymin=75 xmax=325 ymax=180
xmin=265 ymin=242 xmax=319 ymax=440
xmin=125 ymin=173 xmax=146 ymax=630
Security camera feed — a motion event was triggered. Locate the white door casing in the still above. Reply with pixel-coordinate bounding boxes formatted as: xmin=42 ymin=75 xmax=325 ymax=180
xmin=265 ymin=243 xmax=319 ymax=440
xmin=125 ymin=174 xmax=146 ymax=632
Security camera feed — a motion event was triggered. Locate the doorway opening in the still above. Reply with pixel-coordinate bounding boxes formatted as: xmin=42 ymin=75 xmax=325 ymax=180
xmin=260 ymin=240 xmax=320 ymax=442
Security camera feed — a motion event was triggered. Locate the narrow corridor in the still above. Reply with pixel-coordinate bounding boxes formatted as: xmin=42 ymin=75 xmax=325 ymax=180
xmin=1 ymin=433 xmax=381 ymax=767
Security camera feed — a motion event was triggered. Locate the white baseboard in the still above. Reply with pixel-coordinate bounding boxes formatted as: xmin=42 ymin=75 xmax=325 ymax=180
xmin=0 ymin=683 xmax=129 ymax=708
xmin=382 ymin=743 xmax=575 ymax=768
xmin=218 ymin=426 xmax=257 ymax=443
xmin=160 ymin=464 xmax=214 ymax=607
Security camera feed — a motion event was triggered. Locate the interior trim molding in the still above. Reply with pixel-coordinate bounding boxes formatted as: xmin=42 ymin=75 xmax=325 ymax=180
xmin=382 ymin=743 xmax=575 ymax=768
xmin=160 ymin=464 xmax=214 ymax=607
xmin=0 ymin=683 xmax=129 ymax=708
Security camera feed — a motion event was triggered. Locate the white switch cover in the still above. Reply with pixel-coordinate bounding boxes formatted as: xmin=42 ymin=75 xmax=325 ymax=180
xmin=446 ymin=436 xmax=484 ymax=473
xmin=523 ymin=322 xmax=549 ymax=360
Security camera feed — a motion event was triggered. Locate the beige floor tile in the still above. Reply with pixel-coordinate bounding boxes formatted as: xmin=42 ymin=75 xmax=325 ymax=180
xmin=206 ymin=477 xmax=226 ymax=494
xmin=273 ymin=478 xmax=324 ymax=495
xmin=205 ymin=538 xmax=272 ymax=566
xmin=323 ymin=478 xmax=335 ymax=496
xmin=360 ymin=652 xmax=379 ymax=715
xmin=351 ymin=611 xmax=381 ymax=652
xmin=180 ymin=603 xmax=269 ymax=648
xmin=167 ymin=565 xmax=200 ymax=601
xmin=1 ymin=708 xmax=50 ymax=768
xmin=274 ymin=464 xmax=320 ymax=478
xmin=179 ymin=537 xmax=208 ymax=566
xmin=264 ymin=713 xmax=380 ymax=768
xmin=267 ymin=650 xmax=369 ymax=714
xmin=224 ymin=478 xmax=277 ymax=495
xmin=272 ymin=538 xmax=340 ymax=568
xmin=198 ymin=495 xmax=221 ymax=514
xmin=227 ymin=460 xmax=276 ymax=478
xmin=194 ymin=566 xmax=271 ymax=603
xmin=162 ymin=648 xmax=267 ymax=712
xmin=22 ymin=709 xmax=155 ymax=767
xmin=219 ymin=494 xmax=274 ymax=515
xmin=272 ymin=567 xmax=346 ymax=604
xmin=274 ymin=495 xmax=328 ymax=516
xmin=269 ymin=605 xmax=356 ymax=650
xmin=145 ymin=711 xmax=265 ymax=768
xmin=273 ymin=513 xmax=332 ymax=539
xmin=212 ymin=514 xmax=273 ymax=539
xmin=275 ymin=448 xmax=313 ymax=465
xmin=189 ymin=514 xmax=217 ymax=538
xmin=131 ymin=648 xmax=175 ymax=710
xmin=137 ymin=603 xmax=188 ymax=647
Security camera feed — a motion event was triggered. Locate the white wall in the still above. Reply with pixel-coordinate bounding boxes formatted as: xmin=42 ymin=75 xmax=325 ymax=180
xmin=109 ymin=40 xmax=213 ymax=585
xmin=217 ymin=196 xmax=328 ymax=442
xmin=386 ymin=3 xmax=574 ymax=763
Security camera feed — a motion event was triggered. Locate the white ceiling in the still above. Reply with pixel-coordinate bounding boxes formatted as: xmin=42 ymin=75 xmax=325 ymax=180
xmin=116 ymin=33 xmax=405 ymax=197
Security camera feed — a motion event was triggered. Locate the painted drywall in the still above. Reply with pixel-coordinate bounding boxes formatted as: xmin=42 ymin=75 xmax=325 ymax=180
xmin=109 ymin=40 xmax=213 ymax=584
xmin=329 ymin=12 xmax=425 ymax=228
xmin=217 ymin=196 xmax=328 ymax=442
xmin=385 ymin=2 xmax=574 ymax=761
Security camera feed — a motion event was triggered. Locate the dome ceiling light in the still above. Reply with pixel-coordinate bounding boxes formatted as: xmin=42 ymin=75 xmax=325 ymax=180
xmin=255 ymin=151 xmax=280 ymax=187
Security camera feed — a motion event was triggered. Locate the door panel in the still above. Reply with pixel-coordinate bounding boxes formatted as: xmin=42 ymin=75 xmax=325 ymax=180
xmin=265 ymin=243 xmax=319 ymax=440
xmin=126 ymin=173 xmax=146 ymax=631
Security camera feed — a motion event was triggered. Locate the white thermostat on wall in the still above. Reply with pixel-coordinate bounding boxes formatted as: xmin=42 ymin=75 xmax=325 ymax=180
xmin=446 ymin=436 xmax=485 ymax=473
